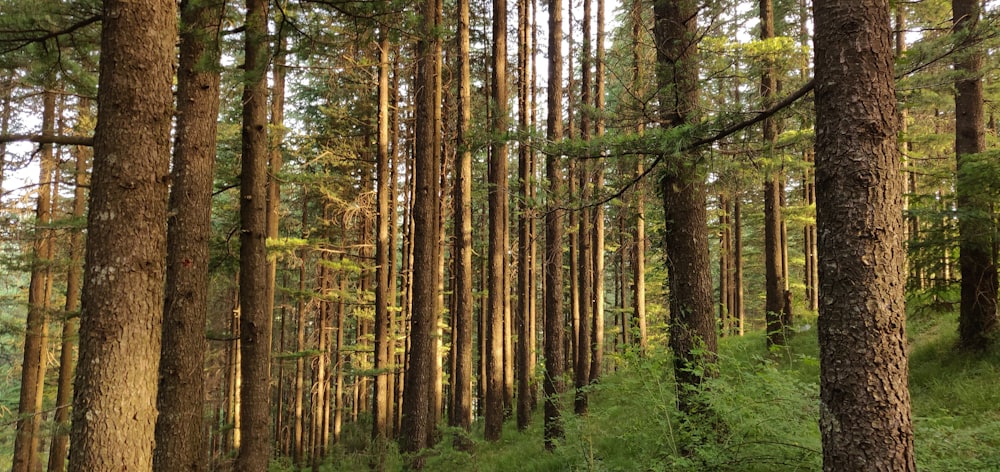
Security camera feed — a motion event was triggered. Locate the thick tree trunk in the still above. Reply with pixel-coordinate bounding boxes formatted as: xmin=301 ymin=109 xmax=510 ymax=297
xmin=543 ymin=0 xmax=566 ymax=450
xmin=68 ymin=0 xmax=175 ymax=468
xmin=954 ymin=0 xmax=998 ymax=351
xmin=653 ymin=0 xmax=718 ymax=413
xmin=813 ymin=0 xmax=916 ymax=467
xmin=153 ymin=1 xmax=222 ymax=469
xmin=13 ymin=88 xmax=56 ymax=472
xmin=235 ymin=0 xmax=272 ymax=466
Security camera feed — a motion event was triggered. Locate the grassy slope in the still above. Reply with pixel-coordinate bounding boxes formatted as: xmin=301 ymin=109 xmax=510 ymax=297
xmin=297 ymin=312 xmax=1000 ymax=471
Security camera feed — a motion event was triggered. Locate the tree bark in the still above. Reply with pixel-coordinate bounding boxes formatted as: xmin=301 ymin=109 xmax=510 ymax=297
xmin=631 ymin=0 xmax=648 ymax=351
xmin=590 ymin=0 xmax=606 ymax=383
xmin=485 ymin=0 xmax=510 ymax=442
xmin=48 ymin=111 xmax=89 ymax=472
xmin=760 ymin=0 xmax=785 ymax=348
xmin=653 ymin=0 xmax=718 ymax=413
xmin=235 ymin=0 xmax=272 ymax=466
xmin=543 ymin=0 xmax=566 ymax=450
xmin=450 ymin=0 xmax=475 ymax=434
xmin=399 ymin=0 xmax=441 ymax=459
xmin=813 ymin=0 xmax=916 ymax=466
xmin=68 ymin=0 xmax=175 ymax=467
xmin=153 ymin=1 xmax=222 ymax=469
xmin=954 ymin=0 xmax=998 ymax=351
xmin=373 ymin=3 xmax=393 ymax=439
xmin=516 ymin=0 xmax=533 ymax=432
xmin=13 ymin=88 xmax=56 ymax=472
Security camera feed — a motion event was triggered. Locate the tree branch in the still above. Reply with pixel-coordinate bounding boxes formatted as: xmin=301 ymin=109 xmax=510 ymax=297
xmin=0 ymin=134 xmax=93 ymax=146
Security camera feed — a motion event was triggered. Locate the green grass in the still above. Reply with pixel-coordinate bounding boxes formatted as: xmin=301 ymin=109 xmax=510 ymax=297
xmin=311 ymin=309 xmax=1000 ymax=471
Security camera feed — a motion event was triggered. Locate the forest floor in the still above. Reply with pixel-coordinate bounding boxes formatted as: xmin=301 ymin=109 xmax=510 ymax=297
xmin=313 ymin=303 xmax=1000 ymax=472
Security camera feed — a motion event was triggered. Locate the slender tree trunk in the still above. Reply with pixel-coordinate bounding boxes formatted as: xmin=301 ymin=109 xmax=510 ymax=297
xmin=516 ymin=0 xmax=533 ymax=431
xmin=373 ymin=6 xmax=393 ymax=439
xmin=574 ymin=0 xmax=594 ymax=415
xmin=954 ymin=0 xmax=998 ymax=351
xmin=333 ymin=259 xmax=346 ymax=443
xmin=13 ymin=88 xmax=56 ymax=472
xmin=236 ymin=0 xmax=272 ymax=466
xmin=760 ymin=0 xmax=785 ymax=348
xmin=590 ymin=0 xmax=606 ymax=382
xmin=0 ymin=76 xmax=9 ymax=194
xmin=293 ymin=196 xmax=308 ymax=465
xmin=630 ymin=0 xmax=648 ymax=352
xmin=47 ymin=107 xmax=90 ymax=472
xmin=399 ymin=0 xmax=441 ymax=458
xmin=152 ymin=1 xmax=222 ymax=469
xmin=265 ymin=14 xmax=287 ymax=458
xmin=485 ymin=0 xmax=510 ymax=441
xmin=543 ymin=0 xmax=566 ymax=449
xmin=653 ymin=0 xmax=718 ymax=414
xmin=814 ymin=0 xmax=916 ymax=466
xmin=451 ymin=0 xmax=474 ymax=433
xmin=528 ymin=0 xmax=540 ymax=412
xmin=68 ymin=0 xmax=175 ymax=467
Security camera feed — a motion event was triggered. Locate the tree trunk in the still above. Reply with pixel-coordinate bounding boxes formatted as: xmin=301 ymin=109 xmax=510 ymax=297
xmin=954 ymin=0 xmax=998 ymax=351
xmin=630 ymin=0 xmax=648 ymax=353
xmin=399 ymin=0 xmax=441 ymax=458
xmin=760 ymin=0 xmax=785 ymax=349
xmin=13 ymin=88 xmax=56 ymax=472
xmin=516 ymin=0 xmax=533 ymax=432
xmin=543 ymin=0 xmax=566 ymax=450
xmin=68 ymin=0 xmax=175 ymax=467
xmin=485 ymin=0 xmax=510 ymax=442
xmin=450 ymin=0 xmax=475 ymax=434
xmin=47 ymin=107 xmax=89 ymax=472
xmin=373 ymin=5 xmax=393 ymax=439
xmin=265 ymin=15 xmax=287 ymax=457
xmin=813 ymin=0 xmax=916 ymax=466
xmin=152 ymin=1 xmax=222 ymax=469
xmin=590 ymin=0 xmax=607 ymax=383
xmin=574 ymin=0 xmax=594 ymax=415
xmin=236 ymin=0 xmax=272 ymax=466
xmin=653 ymin=0 xmax=718 ymax=414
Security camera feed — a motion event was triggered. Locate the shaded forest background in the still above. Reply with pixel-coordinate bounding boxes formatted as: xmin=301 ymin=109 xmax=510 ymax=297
xmin=0 ymin=0 xmax=999 ymax=469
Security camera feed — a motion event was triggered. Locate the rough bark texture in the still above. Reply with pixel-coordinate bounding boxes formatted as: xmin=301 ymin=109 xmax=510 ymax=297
xmin=373 ymin=10 xmax=393 ymax=440
xmin=399 ymin=0 xmax=440 ymax=458
xmin=68 ymin=0 xmax=176 ymax=469
xmin=543 ymin=0 xmax=566 ymax=449
xmin=13 ymin=88 xmax=55 ymax=472
xmin=590 ymin=0 xmax=606 ymax=383
xmin=235 ymin=0 xmax=272 ymax=466
xmin=954 ymin=0 xmax=998 ymax=352
xmin=450 ymin=0 xmax=475 ymax=433
xmin=153 ymin=1 xmax=222 ymax=469
xmin=813 ymin=0 xmax=916 ymax=467
xmin=653 ymin=0 xmax=718 ymax=412
xmin=485 ymin=0 xmax=509 ymax=441
xmin=48 ymin=120 xmax=89 ymax=472
xmin=575 ymin=0 xmax=594 ymax=416
xmin=516 ymin=0 xmax=533 ymax=432
xmin=760 ymin=0 xmax=785 ymax=348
